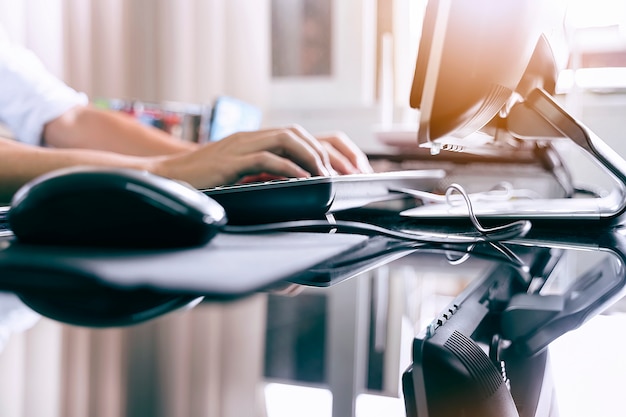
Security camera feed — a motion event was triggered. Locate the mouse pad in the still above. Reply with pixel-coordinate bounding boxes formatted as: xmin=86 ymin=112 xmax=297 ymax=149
xmin=0 ymin=232 xmax=368 ymax=299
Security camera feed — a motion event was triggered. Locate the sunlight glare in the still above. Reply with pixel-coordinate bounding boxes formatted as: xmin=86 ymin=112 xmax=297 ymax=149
xmin=565 ymin=0 xmax=626 ymax=28
xmin=265 ymin=383 xmax=332 ymax=417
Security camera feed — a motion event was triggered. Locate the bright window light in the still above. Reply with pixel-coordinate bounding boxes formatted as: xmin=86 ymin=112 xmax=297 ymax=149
xmin=264 ymin=383 xmax=332 ymax=417
xmin=550 ymin=314 xmax=626 ymax=417
xmin=557 ymin=67 xmax=626 ymax=93
xmin=356 ymin=393 xmax=406 ymax=417
xmin=565 ymin=0 xmax=626 ymax=29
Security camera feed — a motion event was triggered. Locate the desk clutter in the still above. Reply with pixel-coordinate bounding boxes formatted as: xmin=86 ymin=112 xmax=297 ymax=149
xmin=93 ymin=97 xmax=210 ymax=143
xmin=93 ymin=95 xmax=263 ymax=144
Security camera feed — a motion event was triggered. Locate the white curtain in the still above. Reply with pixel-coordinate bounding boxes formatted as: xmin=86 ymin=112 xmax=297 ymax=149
xmin=0 ymin=5 xmax=271 ymax=416
xmin=1 ymin=0 xmax=271 ymax=108
xmin=0 ymin=297 xmax=268 ymax=417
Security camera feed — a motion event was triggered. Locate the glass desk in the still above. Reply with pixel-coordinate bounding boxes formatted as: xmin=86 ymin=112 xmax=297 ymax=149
xmin=0 ymin=207 xmax=625 ymax=417
xmin=264 ymin=212 xmax=626 ymax=417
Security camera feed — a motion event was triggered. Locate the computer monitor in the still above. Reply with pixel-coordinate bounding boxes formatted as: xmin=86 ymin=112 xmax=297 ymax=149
xmin=403 ymin=0 xmax=626 ymax=223
xmin=401 ymin=1 xmax=626 ymax=416
xmin=410 ymin=0 xmax=556 ymax=155
xmin=403 ymin=1 xmax=561 ymax=416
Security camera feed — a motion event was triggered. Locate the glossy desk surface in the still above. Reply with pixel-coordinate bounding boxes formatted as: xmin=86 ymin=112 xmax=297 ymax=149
xmin=1 ymin=204 xmax=625 ymax=416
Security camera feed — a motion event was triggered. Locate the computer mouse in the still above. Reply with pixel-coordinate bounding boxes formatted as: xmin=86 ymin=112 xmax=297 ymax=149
xmin=8 ymin=166 xmax=227 ymax=248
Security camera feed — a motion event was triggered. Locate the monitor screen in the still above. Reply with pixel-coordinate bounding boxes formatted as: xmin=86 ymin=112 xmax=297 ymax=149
xmin=410 ymin=0 xmax=558 ymax=155
xmin=204 ymin=95 xmax=263 ymax=143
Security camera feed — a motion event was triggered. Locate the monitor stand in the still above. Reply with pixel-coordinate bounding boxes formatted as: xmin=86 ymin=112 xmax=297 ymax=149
xmin=401 ymin=87 xmax=626 ymax=223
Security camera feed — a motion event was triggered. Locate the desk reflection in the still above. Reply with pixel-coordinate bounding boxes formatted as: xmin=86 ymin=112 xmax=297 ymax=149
xmin=0 ymin=226 xmax=626 ymax=417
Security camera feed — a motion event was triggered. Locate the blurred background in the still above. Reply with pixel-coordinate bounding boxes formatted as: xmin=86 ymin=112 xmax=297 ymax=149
xmin=0 ymin=0 xmax=625 ymax=416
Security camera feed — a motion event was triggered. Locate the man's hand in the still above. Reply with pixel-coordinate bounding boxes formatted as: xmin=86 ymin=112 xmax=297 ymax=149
xmin=153 ymin=126 xmax=334 ymax=189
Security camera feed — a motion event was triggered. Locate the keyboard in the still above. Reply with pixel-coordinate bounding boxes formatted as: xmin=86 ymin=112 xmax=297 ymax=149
xmin=0 ymin=206 xmax=10 ymax=237
xmin=201 ymin=169 xmax=446 ymax=224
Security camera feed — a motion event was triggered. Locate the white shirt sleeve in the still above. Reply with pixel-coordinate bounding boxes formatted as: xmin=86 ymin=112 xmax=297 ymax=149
xmin=0 ymin=34 xmax=88 ymax=146
xmin=0 ymin=292 xmax=40 ymax=354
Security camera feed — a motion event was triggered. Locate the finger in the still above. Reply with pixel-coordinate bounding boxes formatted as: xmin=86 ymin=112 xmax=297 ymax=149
xmin=238 ymin=173 xmax=286 ymax=184
xmin=321 ymin=142 xmax=356 ymax=175
xmin=236 ymin=151 xmax=312 ymax=180
xmin=316 ymin=131 xmax=373 ymax=173
xmin=285 ymin=125 xmax=333 ymax=170
xmin=229 ymin=129 xmax=330 ymax=176
xmin=244 ymin=125 xmax=331 ymax=168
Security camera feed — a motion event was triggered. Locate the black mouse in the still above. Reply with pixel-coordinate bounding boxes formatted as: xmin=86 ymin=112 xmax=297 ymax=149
xmin=8 ymin=167 xmax=227 ymax=248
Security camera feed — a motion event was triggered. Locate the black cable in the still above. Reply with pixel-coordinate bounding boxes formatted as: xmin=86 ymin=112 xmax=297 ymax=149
xmin=222 ymin=218 xmax=530 ymax=245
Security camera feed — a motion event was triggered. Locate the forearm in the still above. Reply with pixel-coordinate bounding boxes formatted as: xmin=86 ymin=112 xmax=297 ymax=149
xmin=0 ymin=123 xmax=369 ymax=204
xmin=0 ymin=138 xmax=156 ymax=203
xmin=43 ymin=105 xmax=198 ymax=156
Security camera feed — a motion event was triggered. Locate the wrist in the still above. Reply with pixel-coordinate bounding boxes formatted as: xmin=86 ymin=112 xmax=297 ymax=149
xmin=145 ymin=155 xmax=172 ymax=179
